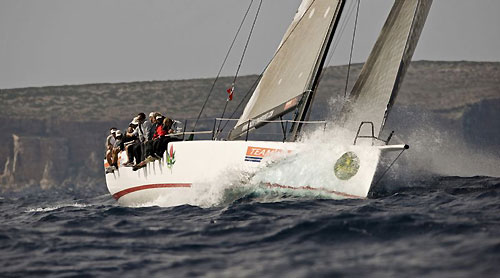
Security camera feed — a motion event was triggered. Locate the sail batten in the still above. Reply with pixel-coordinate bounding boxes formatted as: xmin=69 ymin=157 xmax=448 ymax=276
xmin=341 ymin=0 xmax=433 ymax=138
xmin=230 ymin=0 xmax=344 ymax=140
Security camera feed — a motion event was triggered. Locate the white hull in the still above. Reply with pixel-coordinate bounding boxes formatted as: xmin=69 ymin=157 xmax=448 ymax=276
xmin=105 ymin=140 xmax=406 ymax=207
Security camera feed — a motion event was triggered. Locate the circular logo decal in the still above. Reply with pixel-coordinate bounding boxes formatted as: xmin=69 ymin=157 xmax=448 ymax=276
xmin=334 ymin=152 xmax=360 ymax=180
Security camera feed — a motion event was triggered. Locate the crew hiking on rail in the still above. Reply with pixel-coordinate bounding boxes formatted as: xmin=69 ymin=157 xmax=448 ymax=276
xmin=105 ymin=112 xmax=181 ymax=173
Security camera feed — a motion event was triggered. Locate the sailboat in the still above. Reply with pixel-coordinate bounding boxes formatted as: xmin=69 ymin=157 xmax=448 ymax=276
xmin=105 ymin=0 xmax=433 ymax=206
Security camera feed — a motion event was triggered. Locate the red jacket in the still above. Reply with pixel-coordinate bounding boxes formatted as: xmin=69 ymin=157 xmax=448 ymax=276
xmin=153 ymin=124 xmax=167 ymax=139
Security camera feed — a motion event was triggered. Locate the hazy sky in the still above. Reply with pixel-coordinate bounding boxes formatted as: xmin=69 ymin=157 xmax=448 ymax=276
xmin=1 ymin=0 xmax=499 ymax=89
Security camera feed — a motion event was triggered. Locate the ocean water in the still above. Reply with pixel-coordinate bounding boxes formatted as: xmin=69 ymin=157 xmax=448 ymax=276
xmin=1 ymin=176 xmax=499 ymax=278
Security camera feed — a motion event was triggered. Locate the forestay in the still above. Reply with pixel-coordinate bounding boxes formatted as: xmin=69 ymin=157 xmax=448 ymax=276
xmin=230 ymin=0 xmax=344 ymax=139
xmin=341 ymin=0 xmax=433 ymax=138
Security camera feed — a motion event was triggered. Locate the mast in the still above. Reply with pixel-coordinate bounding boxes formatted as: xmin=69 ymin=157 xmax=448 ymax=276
xmin=288 ymin=0 xmax=346 ymax=141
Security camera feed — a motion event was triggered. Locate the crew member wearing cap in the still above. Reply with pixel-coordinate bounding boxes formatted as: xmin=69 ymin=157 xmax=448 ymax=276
xmin=124 ymin=112 xmax=155 ymax=166
xmin=152 ymin=117 xmax=175 ymax=159
xmin=147 ymin=111 xmax=157 ymax=139
xmin=153 ymin=115 xmax=167 ymax=139
xmin=140 ymin=112 xmax=153 ymax=161
xmin=105 ymin=127 xmax=117 ymax=169
xmin=106 ymin=129 xmax=125 ymax=173
xmin=132 ymin=113 xmax=152 ymax=143
xmin=126 ymin=117 xmax=141 ymax=165
xmin=113 ymin=130 xmax=124 ymax=150
xmin=150 ymin=115 xmax=181 ymax=160
xmin=106 ymin=127 xmax=117 ymax=151
xmin=122 ymin=119 xmax=140 ymax=167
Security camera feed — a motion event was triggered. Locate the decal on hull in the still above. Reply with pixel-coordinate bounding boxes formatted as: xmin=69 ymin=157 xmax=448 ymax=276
xmin=245 ymin=146 xmax=288 ymax=162
xmin=334 ymin=151 xmax=360 ymax=180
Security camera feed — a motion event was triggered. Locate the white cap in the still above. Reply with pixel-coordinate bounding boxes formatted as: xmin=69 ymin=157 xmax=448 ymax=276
xmin=155 ymin=115 xmax=163 ymax=120
xmin=115 ymin=130 xmax=123 ymax=137
xmin=149 ymin=112 xmax=156 ymax=117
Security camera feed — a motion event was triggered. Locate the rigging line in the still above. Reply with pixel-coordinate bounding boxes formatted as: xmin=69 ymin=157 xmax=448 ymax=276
xmin=191 ymin=0 xmax=255 ymax=133
xmin=215 ymin=99 xmax=230 ymax=138
xmin=219 ymin=0 xmax=320 ymax=135
xmin=219 ymin=74 xmax=262 ymax=134
xmin=217 ymin=0 xmax=264 ymax=138
xmin=373 ymin=148 xmax=406 ymax=187
xmin=233 ymin=0 xmax=263 ymax=86
xmin=330 ymin=0 xmax=357 ymax=58
xmin=343 ymin=0 xmax=360 ymax=99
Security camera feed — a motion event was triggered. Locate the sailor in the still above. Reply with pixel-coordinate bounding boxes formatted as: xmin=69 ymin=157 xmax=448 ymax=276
xmin=135 ymin=113 xmax=153 ymax=161
xmin=125 ymin=119 xmax=138 ymax=140
xmin=144 ymin=115 xmax=164 ymax=160
xmin=106 ymin=130 xmax=125 ymax=173
xmin=124 ymin=113 xmax=152 ymax=166
xmin=163 ymin=118 xmax=175 ymax=134
xmin=122 ymin=118 xmax=139 ymax=166
xmin=113 ymin=130 xmax=125 ymax=149
xmin=146 ymin=112 xmax=161 ymax=144
xmin=152 ymin=115 xmax=167 ymax=139
xmin=150 ymin=116 xmax=184 ymax=159
xmin=137 ymin=113 xmax=153 ymax=160
xmin=169 ymin=119 xmax=183 ymax=140
xmin=128 ymin=113 xmax=150 ymax=143
xmin=153 ymin=117 xmax=175 ymax=158
xmin=105 ymin=127 xmax=117 ymax=169
xmin=147 ymin=112 xmax=158 ymax=140
xmin=123 ymin=119 xmax=140 ymax=166
xmin=140 ymin=113 xmax=161 ymax=161
xmin=106 ymin=127 xmax=117 ymax=147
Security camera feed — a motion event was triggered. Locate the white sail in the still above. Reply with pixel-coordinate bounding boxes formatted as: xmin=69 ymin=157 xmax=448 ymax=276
xmin=342 ymin=0 xmax=433 ymax=138
xmin=230 ymin=0 xmax=344 ymax=139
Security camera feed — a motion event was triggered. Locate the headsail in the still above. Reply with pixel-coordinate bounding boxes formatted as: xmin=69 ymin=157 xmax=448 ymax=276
xmin=229 ymin=0 xmax=345 ymax=140
xmin=341 ymin=0 xmax=433 ymax=138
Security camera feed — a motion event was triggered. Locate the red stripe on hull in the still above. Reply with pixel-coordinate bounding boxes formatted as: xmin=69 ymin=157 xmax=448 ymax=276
xmin=112 ymin=183 xmax=192 ymax=200
xmin=265 ymin=183 xmax=363 ymax=199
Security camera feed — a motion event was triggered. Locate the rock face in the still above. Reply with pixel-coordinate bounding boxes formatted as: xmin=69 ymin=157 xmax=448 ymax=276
xmin=0 ymin=61 xmax=499 ymax=192
xmin=1 ymin=134 xmax=69 ymax=190
xmin=0 ymin=119 xmax=115 ymax=192
xmin=0 ymin=135 xmax=68 ymax=190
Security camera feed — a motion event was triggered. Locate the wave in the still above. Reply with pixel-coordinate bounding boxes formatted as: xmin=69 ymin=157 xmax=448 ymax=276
xmin=2 ymin=176 xmax=499 ymax=277
xmin=25 ymin=202 xmax=92 ymax=213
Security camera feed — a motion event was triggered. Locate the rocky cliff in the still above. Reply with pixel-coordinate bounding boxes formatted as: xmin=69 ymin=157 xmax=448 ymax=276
xmin=0 ymin=119 xmax=113 ymax=192
xmin=0 ymin=61 xmax=499 ymax=192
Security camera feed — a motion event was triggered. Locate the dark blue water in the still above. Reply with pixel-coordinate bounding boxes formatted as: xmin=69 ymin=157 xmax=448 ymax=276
xmin=1 ymin=176 xmax=499 ymax=277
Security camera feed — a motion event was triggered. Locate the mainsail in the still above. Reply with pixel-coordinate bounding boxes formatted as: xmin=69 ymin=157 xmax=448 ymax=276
xmin=229 ymin=0 xmax=345 ymax=140
xmin=342 ymin=0 xmax=433 ymax=138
